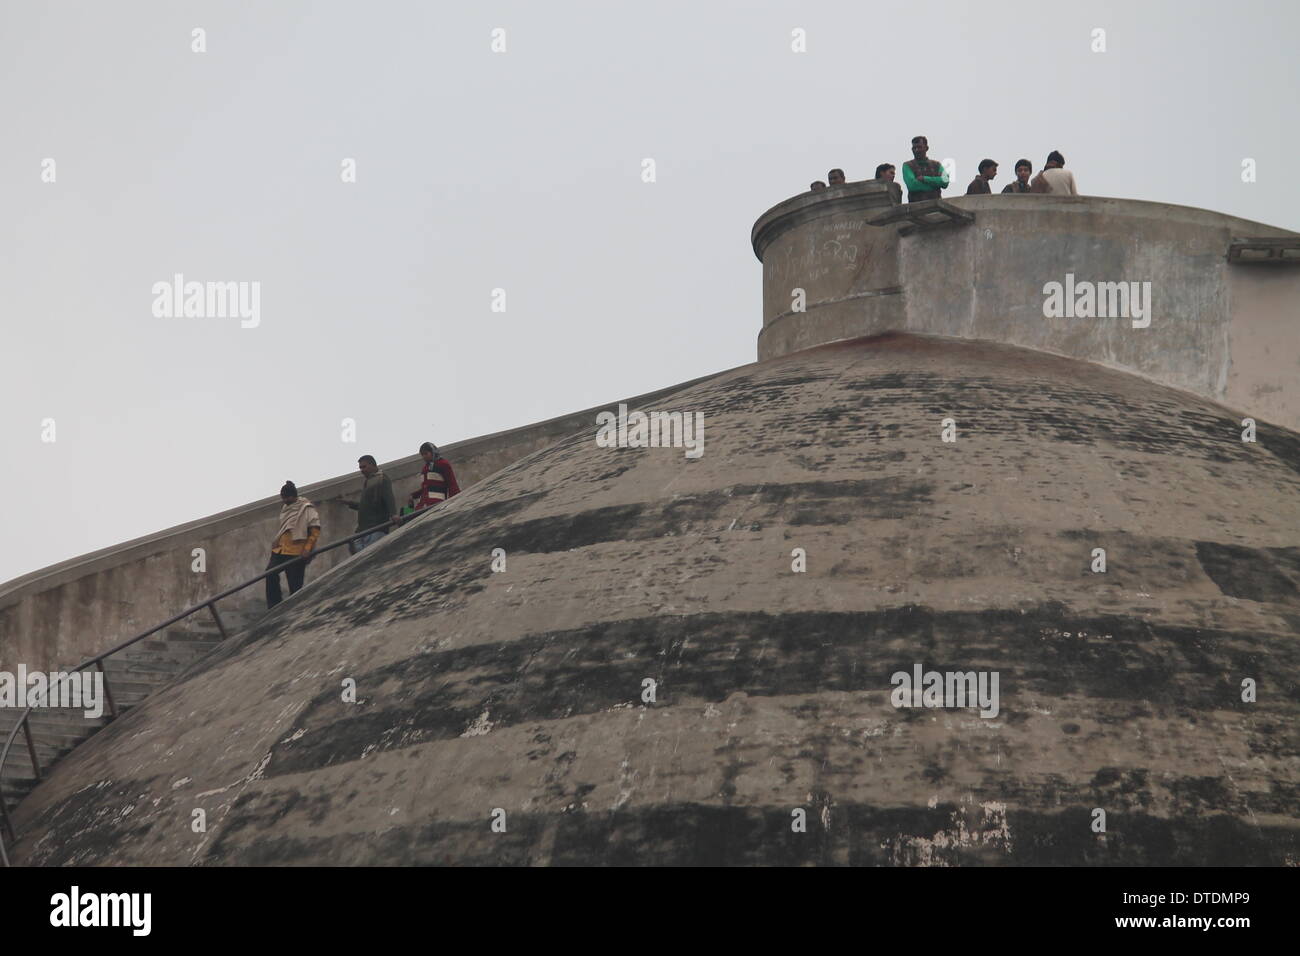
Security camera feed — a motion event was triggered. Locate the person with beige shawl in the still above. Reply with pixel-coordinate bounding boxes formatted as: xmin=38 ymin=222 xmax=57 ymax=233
xmin=265 ymin=480 xmax=322 ymax=608
xmin=1030 ymin=150 xmax=1078 ymax=195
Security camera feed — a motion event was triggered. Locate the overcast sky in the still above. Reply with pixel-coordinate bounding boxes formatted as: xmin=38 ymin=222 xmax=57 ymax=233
xmin=2 ymin=0 xmax=1297 ymax=586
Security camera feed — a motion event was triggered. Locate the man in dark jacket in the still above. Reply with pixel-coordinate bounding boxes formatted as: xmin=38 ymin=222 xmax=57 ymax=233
xmin=1001 ymin=158 xmax=1033 ymax=193
xmin=343 ymin=455 xmax=397 ymax=553
xmin=966 ymin=159 xmax=999 ymax=194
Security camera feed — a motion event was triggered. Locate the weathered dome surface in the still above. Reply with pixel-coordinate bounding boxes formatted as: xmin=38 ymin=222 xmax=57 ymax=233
xmin=13 ymin=332 xmax=1300 ymax=865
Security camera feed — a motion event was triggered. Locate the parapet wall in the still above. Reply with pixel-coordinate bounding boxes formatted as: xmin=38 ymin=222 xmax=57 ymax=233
xmin=0 ymin=375 xmax=719 ymax=672
xmin=754 ymin=184 xmax=1300 ymax=430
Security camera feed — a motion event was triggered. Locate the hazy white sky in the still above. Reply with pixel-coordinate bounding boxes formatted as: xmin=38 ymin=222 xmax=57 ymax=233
xmin=3 ymin=0 xmax=1297 ymax=585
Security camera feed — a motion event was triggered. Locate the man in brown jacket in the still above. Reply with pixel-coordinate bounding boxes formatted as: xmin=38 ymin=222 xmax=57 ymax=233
xmin=1002 ymin=158 xmax=1033 ymax=193
xmin=966 ymin=159 xmax=999 ymax=194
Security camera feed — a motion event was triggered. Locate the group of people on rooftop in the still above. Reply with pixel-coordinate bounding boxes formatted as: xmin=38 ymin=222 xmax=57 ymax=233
xmin=810 ymin=135 xmax=1079 ymax=203
xmin=263 ymin=442 xmax=460 ymax=608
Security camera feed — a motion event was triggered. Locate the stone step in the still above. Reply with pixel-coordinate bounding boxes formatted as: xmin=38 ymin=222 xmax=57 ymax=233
xmin=114 ymin=658 xmax=210 ymax=682
xmin=0 ymin=761 xmax=37 ymax=782
xmin=18 ymin=727 xmax=106 ymax=748
xmin=119 ymin=663 xmax=210 ymax=684
xmin=10 ymin=725 xmax=97 ymax=749
xmin=2 ymin=719 xmax=108 ymax=777
xmin=26 ymin=741 xmax=75 ymax=764
xmin=102 ymin=659 xmax=185 ymax=678
xmin=132 ymin=634 xmax=221 ymax=651
xmin=0 ymin=762 xmax=38 ymax=785
xmin=108 ymin=694 xmax=153 ymax=711
xmin=9 ymin=706 xmax=104 ymax=725
xmin=140 ymin=614 xmax=257 ymax=646
xmin=101 ymin=672 xmax=184 ymax=693
xmin=0 ymin=742 xmax=62 ymax=769
xmin=166 ymin=615 xmax=223 ymax=629
xmin=21 ymin=704 xmax=108 ymax=720
xmin=131 ymin=639 xmax=220 ymax=655
xmin=152 ymin=626 xmax=226 ymax=642
xmin=160 ymin=630 xmax=225 ymax=644
xmin=1 ymin=780 xmax=35 ymax=806
xmin=2 ymin=785 xmax=37 ymax=808
xmin=22 ymin=713 xmax=110 ymax=736
xmin=132 ymin=638 xmax=222 ymax=656
xmin=103 ymin=672 xmax=168 ymax=691
xmin=1 ymin=783 xmax=36 ymax=807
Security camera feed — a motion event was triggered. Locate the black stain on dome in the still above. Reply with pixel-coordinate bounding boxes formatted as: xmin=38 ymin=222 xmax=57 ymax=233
xmin=257 ymin=605 xmax=1294 ymax=780
xmin=1195 ymin=541 xmax=1300 ymax=606
xmin=37 ymin=794 xmax=1294 ymax=867
xmin=835 ymin=370 xmax=1300 ymax=475
xmin=239 ymin=479 xmax=938 ymax=633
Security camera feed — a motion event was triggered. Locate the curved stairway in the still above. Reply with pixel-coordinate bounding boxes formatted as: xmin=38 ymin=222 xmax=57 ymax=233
xmin=0 ymin=603 xmax=261 ymax=810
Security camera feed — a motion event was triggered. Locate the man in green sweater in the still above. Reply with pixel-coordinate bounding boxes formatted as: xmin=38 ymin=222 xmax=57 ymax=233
xmin=343 ymin=455 xmax=398 ymax=553
xmin=902 ymin=135 xmax=949 ymax=203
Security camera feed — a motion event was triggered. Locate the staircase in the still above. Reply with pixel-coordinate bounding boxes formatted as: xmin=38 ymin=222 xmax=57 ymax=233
xmin=2 ymin=513 xmax=401 ymax=864
xmin=0 ymin=603 xmax=262 ymax=810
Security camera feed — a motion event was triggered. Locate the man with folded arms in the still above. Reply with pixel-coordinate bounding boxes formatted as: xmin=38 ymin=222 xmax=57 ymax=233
xmin=902 ymin=135 xmax=949 ymax=202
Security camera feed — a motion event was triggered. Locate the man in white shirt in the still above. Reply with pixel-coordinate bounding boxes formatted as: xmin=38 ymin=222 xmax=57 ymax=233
xmin=1030 ymin=150 xmax=1078 ymax=195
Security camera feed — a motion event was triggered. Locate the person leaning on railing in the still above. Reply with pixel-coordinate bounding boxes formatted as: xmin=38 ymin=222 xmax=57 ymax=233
xmin=265 ymin=481 xmax=321 ymax=608
xmin=342 ymin=454 xmax=398 ymax=554
xmin=407 ymin=442 xmax=461 ymax=512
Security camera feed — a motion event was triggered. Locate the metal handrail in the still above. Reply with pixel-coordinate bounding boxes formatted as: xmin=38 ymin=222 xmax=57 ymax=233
xmin=0 ymin=503 xmax=438 ymax=866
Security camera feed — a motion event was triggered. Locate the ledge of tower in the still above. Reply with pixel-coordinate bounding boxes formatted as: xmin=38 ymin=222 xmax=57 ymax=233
xmin=752 ymin=186 xmax=1300 ymax=431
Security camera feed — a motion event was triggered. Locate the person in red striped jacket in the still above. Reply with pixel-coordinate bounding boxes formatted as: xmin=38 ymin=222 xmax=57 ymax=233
xmin=408 ymin=442 xmax=460 ymax=511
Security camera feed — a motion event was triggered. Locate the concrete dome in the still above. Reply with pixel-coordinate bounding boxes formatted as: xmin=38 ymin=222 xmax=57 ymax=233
xmin=12 ymin=333 xmax=1300 ymax=865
